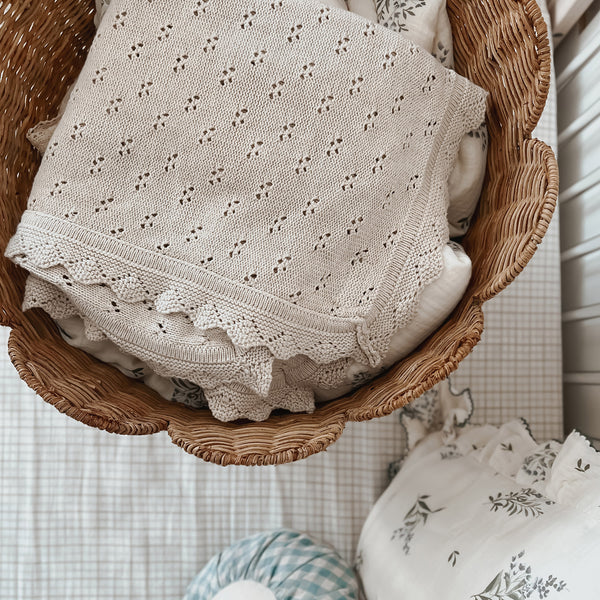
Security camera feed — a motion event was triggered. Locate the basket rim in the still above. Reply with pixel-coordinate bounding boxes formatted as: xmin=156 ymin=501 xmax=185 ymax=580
xmin=0 ymin=0 xmax=559 ymax=465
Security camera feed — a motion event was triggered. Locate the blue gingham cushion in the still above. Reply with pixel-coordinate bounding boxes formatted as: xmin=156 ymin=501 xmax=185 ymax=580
xmin=183 ymin=529 xmax=359 ymax=600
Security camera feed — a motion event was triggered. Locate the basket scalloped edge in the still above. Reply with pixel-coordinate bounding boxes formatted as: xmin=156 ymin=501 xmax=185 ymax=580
xmin=0 ymin=0 xmax=558 ymax=465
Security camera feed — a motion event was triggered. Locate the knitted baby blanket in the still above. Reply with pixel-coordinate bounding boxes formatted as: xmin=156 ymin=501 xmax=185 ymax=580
xmin=7 ymin=0 xmax=487 ymax=420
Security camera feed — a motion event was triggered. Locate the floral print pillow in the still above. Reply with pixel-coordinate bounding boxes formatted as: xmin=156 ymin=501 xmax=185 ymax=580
xmin=377 ymin=0 xmax=454 ymax=67
xmin=356 ymin=380 xmax=600 ymax=600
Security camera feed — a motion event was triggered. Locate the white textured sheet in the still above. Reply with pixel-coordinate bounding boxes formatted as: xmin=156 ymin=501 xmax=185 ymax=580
xmin=0 ymin=2 xmax=560 ymax=598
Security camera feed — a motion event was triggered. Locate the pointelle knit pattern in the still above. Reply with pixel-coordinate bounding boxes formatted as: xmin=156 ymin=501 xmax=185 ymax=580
xmin=6 ymin=0 xmax=487 ymax=420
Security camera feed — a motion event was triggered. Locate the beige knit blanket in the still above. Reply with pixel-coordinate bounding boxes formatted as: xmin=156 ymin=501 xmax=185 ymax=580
xmin=7 ymin=0 xmax=487 ymax=420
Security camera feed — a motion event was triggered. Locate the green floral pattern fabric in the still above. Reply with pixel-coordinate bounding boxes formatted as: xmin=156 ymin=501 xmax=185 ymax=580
xmin=356 ymin=379 xmax=600 ymax=600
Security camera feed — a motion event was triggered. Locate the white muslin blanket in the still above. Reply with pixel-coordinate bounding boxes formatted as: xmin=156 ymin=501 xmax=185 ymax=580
xmin=7 ymin=0 xmax=487 ymax=420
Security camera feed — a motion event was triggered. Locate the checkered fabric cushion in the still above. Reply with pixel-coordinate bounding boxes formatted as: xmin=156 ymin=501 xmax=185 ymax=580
xmin=182 ymin=529 xmax=359 ymax=600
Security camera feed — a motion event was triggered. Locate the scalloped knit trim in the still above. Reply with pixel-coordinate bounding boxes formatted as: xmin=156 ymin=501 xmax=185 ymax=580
xmin=6 ymin=0 xmax=487 ymax=406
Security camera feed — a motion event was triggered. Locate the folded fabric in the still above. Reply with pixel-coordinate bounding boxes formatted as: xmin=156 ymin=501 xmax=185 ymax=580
xmin=28 ymin=0 xmax=359 ymax=154
xmin=357 ymin=380 xmax=600 ymax=600
xmin=95 ymin=0 xmax=377 ymax=25
xmin=377 ymin=0 xmax=487 ymax=237
xmin=347 ymin=0 xmax=378 ymax=21
xmin=377 ymin=0 xmax=454 ymax=67
xmin=10 ymin=0 xmax=487 ymax=420
xmin=26 ymin=1 xmax=375 ymax=156
xmin=23 ymin=0 xmax=480 ymax=418
xmin=94 ymin=0 xmax=111 ymax=28
xmin=28 ymin=0 xmax=485 ymax=248
xmin=51 ymin=241 xmax=471 ymax=412
xmin=313 ymin=241 xmax=471 ymax=401
xmin=28 ymin=0 xmax=485 ymax=240
xmin=447 ymin=122 xmax=488 ymax=236
xmin=27 ymin=0 xmax=486 ymax=248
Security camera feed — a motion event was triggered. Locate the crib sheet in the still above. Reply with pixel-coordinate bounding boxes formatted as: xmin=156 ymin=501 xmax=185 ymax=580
xmin=0 ymin=2 xmax=560 ymax=598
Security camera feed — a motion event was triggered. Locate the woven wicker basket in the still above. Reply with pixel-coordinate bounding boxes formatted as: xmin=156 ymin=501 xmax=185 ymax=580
xmin=0 ymin=0 xmax=557 ymax=465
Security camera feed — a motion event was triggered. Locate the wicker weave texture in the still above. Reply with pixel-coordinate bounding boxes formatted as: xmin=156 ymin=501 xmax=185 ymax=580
xmin=0 ymin=0 xmax=558 ymax=465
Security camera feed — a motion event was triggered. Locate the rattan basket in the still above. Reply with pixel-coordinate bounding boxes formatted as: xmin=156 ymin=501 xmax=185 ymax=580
xmin=0 ymin=0 xmax=557 ymax=465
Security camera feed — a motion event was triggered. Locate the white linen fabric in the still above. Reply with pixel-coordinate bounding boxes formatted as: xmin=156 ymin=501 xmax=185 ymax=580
xmin=376 ymin=0 xmax=488 ymax=237
xmin=447 ymin=124 xmax=488 ymax=236
xmin=347 ymin=0 xmax=378 ymax=21
xmin=357 ymin=381 xmax=600 ymax=600
xmin=8 ymin=0 xmax=487 ymax=420
xmin=376 ymin=0 xmax=454 ymax=66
